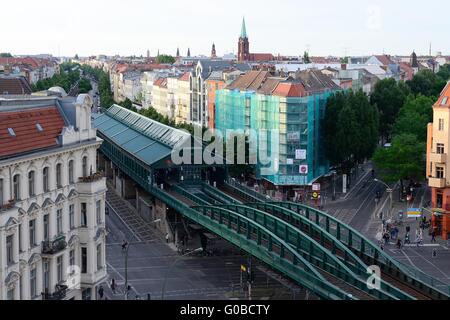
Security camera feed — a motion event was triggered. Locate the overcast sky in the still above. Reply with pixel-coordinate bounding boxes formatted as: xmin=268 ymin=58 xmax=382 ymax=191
xmin=1 ymin=0 xmax=448 ymax=57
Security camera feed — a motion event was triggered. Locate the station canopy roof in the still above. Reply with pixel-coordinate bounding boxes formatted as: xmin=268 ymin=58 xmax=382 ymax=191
xmin=93 ymin=105 xmax=190 ymax=167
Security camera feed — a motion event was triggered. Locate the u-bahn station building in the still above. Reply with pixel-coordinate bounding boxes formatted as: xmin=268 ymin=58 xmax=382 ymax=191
xmin=93 ymin=105 xmax=226 ymax=237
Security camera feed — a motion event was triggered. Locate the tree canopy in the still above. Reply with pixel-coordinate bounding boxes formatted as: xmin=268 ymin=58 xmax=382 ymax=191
xmin=370 ymin=78 xmax=410 ymax=142
xmin=406 ymin=69 xmax=446 ymax=97
xmin=156 ymin=54 xmax=175 ymax=64
xmin=322 ymin=90 xmax=379 ymax=174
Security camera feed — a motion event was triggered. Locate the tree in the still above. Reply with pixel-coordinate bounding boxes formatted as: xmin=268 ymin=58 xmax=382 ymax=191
xmin=406 ymin=69 xmax=446 ymax=97
xmin=373 ymin=133 xmax=425 ymax=197
xmin=156 ymin=54 xmax=175 ymax=64
xmin=78 ymin=78 xmax=93 ymax=94
xmin=370 ymin=78 xmax=410 ymax=142
xmin=322 ymin=90 xmax=379 ymax=176
xmin=303 ymin=51 xmax=311 ymax=64
xmin=393 ymin=95 xmax=433 ymax=142
xmin=0 ymin=52 xmax=13 ymax=57
xmin=437 ymin=64 xmax=450 ymax=82
xmin=119 ymin=98 xmax=133 ymax=110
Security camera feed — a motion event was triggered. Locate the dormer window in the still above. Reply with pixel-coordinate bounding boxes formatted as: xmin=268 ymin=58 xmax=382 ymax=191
xmin=442 ymin=97 xmax=448 ymax=106
xmin=7 ymin=128 xmax=16 ymax=137
xmin=36 ymin=123 xmax=43 ymax=132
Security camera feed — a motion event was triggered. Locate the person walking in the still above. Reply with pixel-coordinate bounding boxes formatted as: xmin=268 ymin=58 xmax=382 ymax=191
xmin=431 ymin=229 xmax=437 ymax=243
xmin=165 ymin=233 xmax=170 ymax=243
xmin=111 ymin=278 xmax=116 ymax=294
xmin=396 ymin=238 xmax=402 ymax=250
xmin=98 ymin=286 xmax=104 ymax=300
xmin=122 ymin=240 xmax=128 ymax=250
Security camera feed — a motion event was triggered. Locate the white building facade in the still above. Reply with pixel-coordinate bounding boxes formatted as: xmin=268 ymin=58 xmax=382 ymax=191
xmin=0 ymin=93 xmax=107 ymax=300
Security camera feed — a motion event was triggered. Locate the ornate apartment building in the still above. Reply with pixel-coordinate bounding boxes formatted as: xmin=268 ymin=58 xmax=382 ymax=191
xmin=0 ymin=91 xmax=107 ymax=300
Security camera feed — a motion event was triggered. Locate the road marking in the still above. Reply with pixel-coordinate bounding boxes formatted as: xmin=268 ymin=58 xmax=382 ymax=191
xmin=408 ymin=248 xmax=450 ymax=280
xmin=401 ymin=250 xmax=419 ymax=269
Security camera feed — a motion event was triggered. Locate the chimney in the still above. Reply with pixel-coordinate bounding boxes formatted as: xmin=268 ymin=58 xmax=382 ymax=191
xmin=341 ymin=64 xmax=347 ymax=70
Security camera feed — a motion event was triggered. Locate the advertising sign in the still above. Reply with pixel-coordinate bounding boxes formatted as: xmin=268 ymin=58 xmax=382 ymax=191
xmin=286 ymin=158 xmax=294 ymax=165
xmin=287 ymin=132 xmax=300 ymax=141
xmin=295 ymin=149 xmax=307 ymax=160
xmin=312 ymin=183 xmax=321 ymax=191
xmin=407 ymin=208 xmax=422 ymax=218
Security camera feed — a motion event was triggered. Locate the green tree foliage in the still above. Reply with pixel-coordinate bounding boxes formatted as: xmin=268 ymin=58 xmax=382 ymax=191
xmin=322 ymin=90 xmax=379 ymax=173
xmin=119 ymin=98 xmax=133 ymax=109
xmin=373 ymin=134 xmax=425 ymax=191
xmin=437 ymin=64 xmax=450 ymax=82
xmin=303 ymin=51 xmax=311 ymax=64
xmin=156 ymin=54 xmax=175 ymax=64
xmin=81 ymin=65 xmax=114 ymax=109
xmin=393 ymin=95 xmax=434 ymax=142
xmin=406 ymin=69 xmax=446 ymax=97
xmin=78 ymin=78 xmax=92 ymax=94
xmin=0 ymin=52 xmax=13 ymax=57
xmin=370 ymin=78 xmax=410 ymax=142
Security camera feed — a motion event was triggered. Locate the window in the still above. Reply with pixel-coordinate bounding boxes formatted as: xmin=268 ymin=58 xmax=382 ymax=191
xmin=97 ymin=243 xmax=102 ymax=271
xmin=56 ymin=163 xmax=62 ymax=188
xmin=82 ymin=157 xmax=88 ymax=178
xmin=13 ymin=174 xmax=20 ymax=201
xmin=28 ymin=171 xmax=35 ymax=197
xmin=29 ymin=219 xmax=36 ymax=247
xmin=442 ymin=97 xmax=448 ymax=106
xmin=436 ymin=166 xmax=445 ymax=179
xmin=70 ymin=249 xmax=75 ymax=267
xmin=81 ymin=203 xmax=87 ymax=227
xmin=43 ymin=167 xmax=50 ymax=192
xmin=18 ymin=225 xmax=22 ymax=252
xmin=43 ymin=214 xmax=49 ymax=241
xmin=68 ymin=160 xmax=74 ymax=184
xmin=57 ymin=209 xmax=63 ymax=235
xmin=0 ymin=178 xmax=3 ymax=205
xmin=30 ymin=267 xmax=36 ymax=298
xmin=69 ymin=204 xmax=75 ymax=230
xmin=96 ymin=200 xmax=101 ymax=225
xmin=437 ymin=143 xmax=445 ymax=154
xmin=6 ymin=235 xmax=14 ymax=265
xmin=81 ymin=247 xmax=87 ymax=274
xmin=439 ymin=119 xmax=445 ymax=131
xmin=43 ymin=261 xmax=49 ymax=293
xmin=57 ymin=256 xmax=63 ymax=283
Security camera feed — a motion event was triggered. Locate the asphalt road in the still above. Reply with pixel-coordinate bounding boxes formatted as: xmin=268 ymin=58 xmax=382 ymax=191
xmin=104 ymin=203 xmax=302 ymax=300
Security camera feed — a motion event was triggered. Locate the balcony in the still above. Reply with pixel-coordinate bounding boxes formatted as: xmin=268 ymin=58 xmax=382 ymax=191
xmin=42 ymin=235 xmax=67 ymax=255
xmin=428 ymin=177 xmax=446 ymax=188
xmin=41 ymin=283 xmax=68 ymax=300
xmin=429 ymin=152 xmax=447 ymax=163
xmin=78 ymin=172 xmax=107 ymax=194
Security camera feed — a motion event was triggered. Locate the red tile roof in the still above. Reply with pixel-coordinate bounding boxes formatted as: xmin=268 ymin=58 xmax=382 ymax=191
xmin=0 ymin=106 xmax=65 ymax=158
xmin=153 ymin=77 xmax=168 ymax=88
xmin=273 ymin=83 xmax=306 ymax=97
xmin=178 ymin=72 xmax=191 ymax=81
xmin=434 ymin=82 xmax=450 ymax=108
xmin=374 ymin=55 xmax=394 ymax=66
xmin=249 ymin=53 xmax=274 ymax=62
xmin=0 ymin=76 xmax=32 ymax=95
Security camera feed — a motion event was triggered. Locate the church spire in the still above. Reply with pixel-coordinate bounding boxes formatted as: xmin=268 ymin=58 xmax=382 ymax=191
xmin=176 ymin=47 xmax=180 ymax=57
xmin=211 ymin=43 xmax=217 ymax=58
xmin=187 ymin=48 xmax=191 ymax=57
xmin=240 ymin=17 xmax=247 ymax=39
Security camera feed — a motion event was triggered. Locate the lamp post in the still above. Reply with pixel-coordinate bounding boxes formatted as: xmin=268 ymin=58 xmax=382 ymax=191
xmin=161 ymin=248 xmax=203 ymax=300
xmin=374 ymin=179 xmax=393 ymax=220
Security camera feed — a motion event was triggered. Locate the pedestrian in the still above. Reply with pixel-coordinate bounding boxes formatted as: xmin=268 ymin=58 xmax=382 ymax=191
xmin=380 ymin=242 xmax=384 ymax=251
xmin=165 ymin=233 xmax=170 ymax=243
xmin=396 ymin=238 xmax=402 ymax=250
xmin=380 ymin=211 xmax=384 ymax=220
xmin=98 ymin=286 xmax=104 ymax=300
xmin=431 ymin=229 xmax=437 ymax=243
xmin=111 ymin=278 xmax=116 ymax=294
xmin=122 ymin=240 xmax=128 ymax=250
xmin=432 ymin=249 xmax=437 ymax=259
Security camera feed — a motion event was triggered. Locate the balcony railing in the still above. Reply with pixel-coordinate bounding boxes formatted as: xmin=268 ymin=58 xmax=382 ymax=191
xmin=429 ymin=153 xmax=447 ymax=163
xmin=41 ymin=283 xmax=68 ymax=300
xmin=78 ymin=171 xmax=105 ymax=183
xmin=42 ymin=235 xmax=67 ymax=255
xmin=429 ymin=177 xmax=446 ymax=188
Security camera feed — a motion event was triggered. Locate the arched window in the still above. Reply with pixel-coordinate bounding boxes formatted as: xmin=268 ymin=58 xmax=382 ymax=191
xmin=68 ymin=160 xmax=74 ymax=184
xmin=56 ymin=163 xmax=62 ymax=188
xmin=28 ymin=171 xmax=35 ymax=197
xmin=43 ymin=167 xmax=49 ymax=192
xmin=82 ymin=157 xmax=88 ymax=178
xmin=13 ymin=174 xmax=20 ymax=200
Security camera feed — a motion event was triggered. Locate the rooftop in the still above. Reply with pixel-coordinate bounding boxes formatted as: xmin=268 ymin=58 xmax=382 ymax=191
xmin=0 ymin=75 xmax=33 ymax=95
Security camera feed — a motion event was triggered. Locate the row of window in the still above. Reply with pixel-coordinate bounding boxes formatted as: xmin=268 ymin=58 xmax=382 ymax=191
xmin=6 ymin=244 xmax=103 ymax=300
xmin=5 ymin=200 xmax=103 ymax=265
xmin=1 ymin=157 xmax=89 ymax=203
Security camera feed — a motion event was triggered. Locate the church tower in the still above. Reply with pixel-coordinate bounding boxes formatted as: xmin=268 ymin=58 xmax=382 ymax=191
xmin=238 ymin=17 xmax=250 ymax=62
xmin=211 ymin=43 xmax=217 ymax=58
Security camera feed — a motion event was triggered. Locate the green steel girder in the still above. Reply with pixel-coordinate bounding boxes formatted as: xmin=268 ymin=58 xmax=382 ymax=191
xmin=201 ymin=182 xmax=242 ymax=204
xmin=244 ymin=202 xmax=414 ymax=301
xmin=197 ymin=204 xmax=388 ymax=300
xmin=270 ymin=201 xmax=450 ymax=299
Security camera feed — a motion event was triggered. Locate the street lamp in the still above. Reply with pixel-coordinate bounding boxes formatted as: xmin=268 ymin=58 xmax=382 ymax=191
xmin=161 ymin=247 xmax=203 ymax=300
xmin=374 ymin=178 xmax=393 ymax=220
